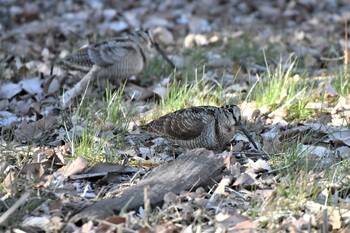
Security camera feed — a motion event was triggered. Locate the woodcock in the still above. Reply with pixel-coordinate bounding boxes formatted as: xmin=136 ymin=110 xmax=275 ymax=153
xmin=141 ymin=105 xmax=258 ymax=150
xmin=60 ymin=29 xmax=155 ymax=81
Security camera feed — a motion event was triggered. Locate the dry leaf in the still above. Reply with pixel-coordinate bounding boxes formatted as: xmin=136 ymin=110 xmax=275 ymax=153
xmin=2 ymin=170 xmax=17 ymax=194
xmin=62 ymin=157 xmax=89 ymax=177
xmin=0 ymin=83 xmax=22 ymax=99
xmin=81 ymin=220 xmax=94 ymax=233
xmin=21 ymin=163 xmax=45 ymax=181
xmin=233 ymin=173 xmax=256 ymax=189
xmin=15 ymin=115 xmax=58 ymax=142
xmin=216 ymin=213 xmax=250 ymax=227
xmin=252 ymin=159 xmax=271 ymax=173
xmin=98 ymin=216 xmax=126 ymax=231
xmin=228 ymin=220 xmax=257 ymax=233
xmin=85 ymin=163 xmax=125 ymax=174
xmin=20 ymin=77 xmax=42 ymax=96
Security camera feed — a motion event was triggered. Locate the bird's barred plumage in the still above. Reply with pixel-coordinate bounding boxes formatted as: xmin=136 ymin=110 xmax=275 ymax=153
xmin=141 ymin=105 xmax=253 ymax=150
xmin=60 ymin=29 xmax=155 ymax=80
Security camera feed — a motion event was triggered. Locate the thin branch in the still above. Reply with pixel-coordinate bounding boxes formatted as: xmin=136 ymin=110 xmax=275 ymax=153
xmin=0 ymin=192 xmax=31 ymax=226
xmin=345 ymin=20 xmax=348 ymax=81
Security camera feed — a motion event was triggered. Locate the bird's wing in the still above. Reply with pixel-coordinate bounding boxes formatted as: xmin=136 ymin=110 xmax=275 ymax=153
xmin=61 ymin=38 xmax=140 ymax=70
xmin=142 ymin=107 xmax=216 ymax=140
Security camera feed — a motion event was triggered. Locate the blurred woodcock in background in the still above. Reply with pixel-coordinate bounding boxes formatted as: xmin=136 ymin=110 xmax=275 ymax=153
xmin=60 ymin=29 xmax=155 ymax=81
xmin=141 ymin=105 xmax=258 ymax=150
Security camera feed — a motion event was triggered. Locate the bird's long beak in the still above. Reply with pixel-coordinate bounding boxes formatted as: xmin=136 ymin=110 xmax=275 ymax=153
xmin=154 ymin=42 xmax=176 ymax=69
xmin=236 ymin=122 xmax=259 ymax=150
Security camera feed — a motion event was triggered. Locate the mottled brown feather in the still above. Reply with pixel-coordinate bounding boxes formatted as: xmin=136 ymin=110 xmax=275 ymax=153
xmin=142 ymin=105 xmax=259 ymax=150
xmin=59 ymin=29 xmax=154 ymax=79
xmin=142 ymin=107 xmax=216 ymax=140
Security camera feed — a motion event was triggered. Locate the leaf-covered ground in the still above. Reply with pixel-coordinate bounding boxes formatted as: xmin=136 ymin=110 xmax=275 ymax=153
xmin=1 ymin=0 xmax=350 ymax=232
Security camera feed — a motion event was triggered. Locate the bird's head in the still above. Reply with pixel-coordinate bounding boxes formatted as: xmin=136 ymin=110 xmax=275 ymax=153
xmin=135 ymin=28 xmax=155 ymax=49
xmin=222 ymin=105 xmax=259 ymax=150
xmin=222 ymin=105 xmax=241 ymax=125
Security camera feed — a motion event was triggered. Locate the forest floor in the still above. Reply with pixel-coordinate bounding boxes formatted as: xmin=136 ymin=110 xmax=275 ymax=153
xmin=1 ymin=0 xmax=350 ymax=232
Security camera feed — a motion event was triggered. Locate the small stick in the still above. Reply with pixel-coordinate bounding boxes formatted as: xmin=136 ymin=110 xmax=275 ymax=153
xmin=143 ymin=186 xmax=150 ymax=225
xmin=0 ymin=192 xmax=31 ymax=226
xmin=345 ymin=20 xmax=348 ymax=81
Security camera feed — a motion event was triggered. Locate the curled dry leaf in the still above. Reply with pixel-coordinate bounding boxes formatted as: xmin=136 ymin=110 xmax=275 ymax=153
xmin=233 ymin=173 xmax=256 ymax=189
xmin=252 ymin=159 xmax=272 ymax=173
xmin=0 ymin=83 xmax=22 ymax=99
xmin=151 ymin=79 xmax=169 ymax=99
xmin=214 ymin=176 xmax=233 ymax=195
xmin=3 ymin=170 xmax=17 ymax=194
xmin=20 ymin=77 xmax=42 ymax=96
xmin=61 ymin=156 xmax=89 ymax=177
xmin=81 ymin=220 xmax=94 ymax=232
xmin=216 ymin=213 xmax=250 ymax=228
xmin=22 ymin=216 xmax=63 ymax=231
xmin=44 ymin=76 xmax=60 ymax=95
xmin=124 ymin=83 xmax=154 ymax=100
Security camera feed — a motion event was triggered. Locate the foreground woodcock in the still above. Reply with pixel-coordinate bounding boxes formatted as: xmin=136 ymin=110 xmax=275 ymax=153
xmin=60 ymin=29 xmax=155 ymax=81
xmin=141 ymin=105 xmax=258 ymax=150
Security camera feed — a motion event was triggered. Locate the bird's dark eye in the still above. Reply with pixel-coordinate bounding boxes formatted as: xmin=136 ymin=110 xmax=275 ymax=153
xmin=224 ymin=105 xmax=235 ymax=110
xmin=225 ymin=105 xmax=235 ymax=114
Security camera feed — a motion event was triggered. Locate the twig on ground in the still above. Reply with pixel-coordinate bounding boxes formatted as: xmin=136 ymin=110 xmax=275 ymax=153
xmin=0 ymin=192 xmax=31 ymax=226
xmin=344 ymin=20 xmax=348 ymax=80
xmin=60 ymin=65 xmax=99 ymax=109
